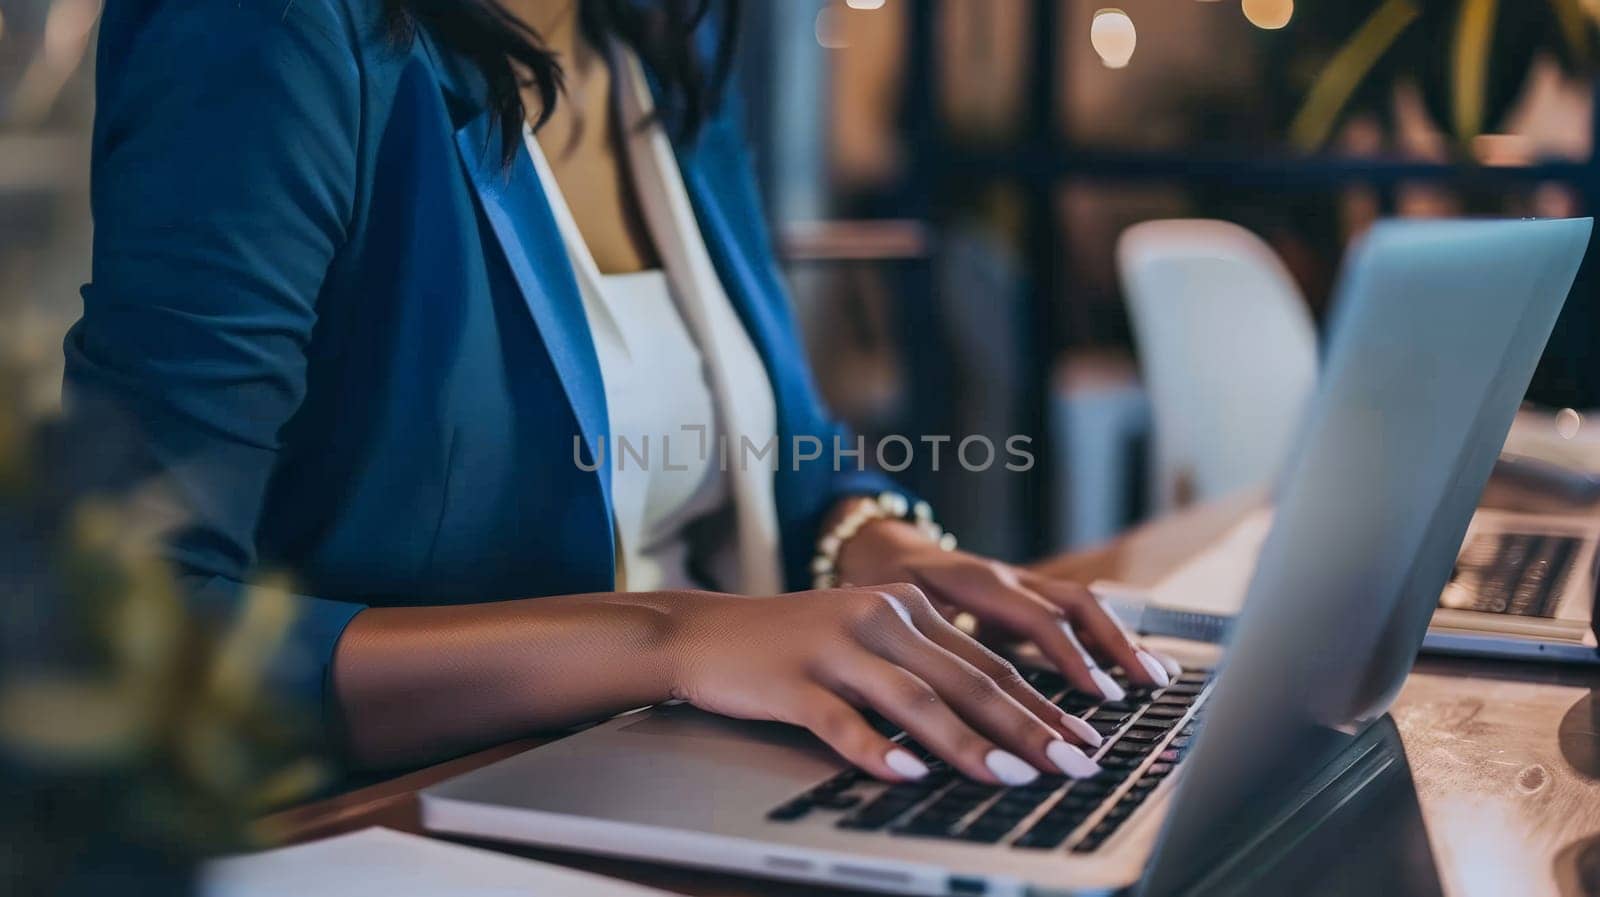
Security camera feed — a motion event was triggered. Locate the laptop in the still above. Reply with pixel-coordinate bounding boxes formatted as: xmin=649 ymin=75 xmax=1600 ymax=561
xmin=1426 ymin=507 xmax=1600 ymax=662
xmin=421 ymin=218 xmax=1593 ymax=897
xmin=1097 ymin=501 xmax=1600 ymax=665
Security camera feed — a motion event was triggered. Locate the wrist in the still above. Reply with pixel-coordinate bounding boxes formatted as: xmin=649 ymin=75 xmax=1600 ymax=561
xmin=535 ymin=589 xmax=723 ymax=710
xmin=835 ymin=517 xmax=926 ymax=585
xmin=649 ymin=589 xmax=747 ymax=701
xmin=812 ymin=489 xmax=947 ymax=588
xmin=816 ymin=493 xmax=955 ymax=588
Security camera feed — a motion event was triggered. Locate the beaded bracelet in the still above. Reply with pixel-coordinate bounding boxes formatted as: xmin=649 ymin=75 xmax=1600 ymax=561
xmin=811 ymin=491 xmax=957 ymax=589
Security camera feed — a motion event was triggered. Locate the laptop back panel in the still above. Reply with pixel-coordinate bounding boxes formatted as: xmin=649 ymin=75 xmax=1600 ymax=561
xmin=1143 ymin=218 xmax=1593 ymax=895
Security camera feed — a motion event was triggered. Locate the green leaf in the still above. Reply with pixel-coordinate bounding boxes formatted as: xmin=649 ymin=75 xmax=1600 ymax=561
xmin=1453 ymin=0 xmax=1500 ymax=142
xmin=1289 ymin=0 xmax=1421 ymax=150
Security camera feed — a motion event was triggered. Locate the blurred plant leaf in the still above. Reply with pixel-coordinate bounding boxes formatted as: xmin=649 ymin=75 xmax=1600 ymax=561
xmin=65 ymin=499 xmax=186 ymax=691
xmin=249 ymin=758 xmax=330 ymax=817
xmin=207 ymin=576 xmax=298 ymax=715
xmin=1 ymin=289 xmax=330 ymax=887
xmin=1293 ymin=0 xmax=1598 ymax=151
xmin=1291 ymin=0 xmax=1421 ymax=150
xmin=0 ymin=677 xmax=153 ymax=762
xmin=1454 ymin=0 xmax=1500 ymax=141
xmin=177 ymin=713 xmax=257 ymax=798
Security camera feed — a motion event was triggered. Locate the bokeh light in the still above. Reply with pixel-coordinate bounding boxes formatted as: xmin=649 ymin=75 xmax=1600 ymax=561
xmin=1091 ymin=9 xmax=1138 ymax=70
xmin=1556 ymin=408 xmax=1583 ymax=440
xmin=815 ymin=6 xmax=848 ymax=49
xmin=1242 ymin=0 xmax=1294 ymax=30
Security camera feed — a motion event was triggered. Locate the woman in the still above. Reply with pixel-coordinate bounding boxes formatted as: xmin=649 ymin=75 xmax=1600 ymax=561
xmin=67 ymin=0 xmax=1176 ymax=787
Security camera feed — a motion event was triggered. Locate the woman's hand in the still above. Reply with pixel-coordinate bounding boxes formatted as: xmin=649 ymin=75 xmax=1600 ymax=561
xmin=833 ymin=508 xmax=1180 ymax=703
xmin=663 ymin=584 xmax=1103 ymax=785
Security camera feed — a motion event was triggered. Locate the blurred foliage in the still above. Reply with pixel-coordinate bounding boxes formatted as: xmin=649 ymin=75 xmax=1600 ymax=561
xmin=0 ymin=347 xmax=328 ymax=893
xmin=1286 ymin=0 xmax=1600 ymax=150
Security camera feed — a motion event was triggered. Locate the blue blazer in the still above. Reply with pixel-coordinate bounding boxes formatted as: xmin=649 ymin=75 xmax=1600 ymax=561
xmin=66 ymin=0 xmax=896 ymax=726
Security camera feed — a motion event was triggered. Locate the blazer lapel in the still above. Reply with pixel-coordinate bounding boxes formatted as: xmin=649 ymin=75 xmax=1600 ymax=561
xmin=420 ymin=32 xmax=613 ymax=502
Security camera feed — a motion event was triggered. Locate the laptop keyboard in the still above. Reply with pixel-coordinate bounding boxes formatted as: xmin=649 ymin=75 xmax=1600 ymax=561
xmin=1442 ymin=531 xmax=1583 ymax=618
xmin=766 ymin=666 xmax=1213 ymax=854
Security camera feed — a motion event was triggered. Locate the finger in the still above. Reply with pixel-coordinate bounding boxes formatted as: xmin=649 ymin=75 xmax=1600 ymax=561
xmin=866 ymin=582 xmax=1092 ymax=740
xmin=786 ymin=687 xmax=930 ymax=782
xmin=954 ymin=578 xmax=1125 ymax=702
xmin=1035 ymin=611 xmax=1130 ymax=702
xmin=1087 ymin=593 xmax=1185 ymax=679
xmin=1027 ymin=576 xmax=1169 ymax=687
xmin=896 ymin=597 xmax=1106 ymax=750
xmin=879 ymin=620 xmax=1101 ymax=777
xmin=1085 ymin=591 xmax=1186 ymax=679
xmin=830 ymin=654 xmax=1042 ymax=786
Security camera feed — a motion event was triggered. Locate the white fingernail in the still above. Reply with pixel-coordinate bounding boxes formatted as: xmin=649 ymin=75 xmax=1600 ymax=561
xmin=1047 ymin=740 xmax=1103 ymax=778
xmin=1059 ymin=621 xmax=1123 ymax=701
xmin=985 ymin=749 xmax=1040 ymax=786
xmin=1135 ymin=651 xmax=1172 ymax=686
xmin=1059 ymin=713 xmax=1104 ymax=748
xmin=885 ymin=748 xmax=929 ymax=780
xmin=1153 ymin=651 xmax=1184 ymax=679
xmin=1090 ymin=668 xmax=1126 ymax=702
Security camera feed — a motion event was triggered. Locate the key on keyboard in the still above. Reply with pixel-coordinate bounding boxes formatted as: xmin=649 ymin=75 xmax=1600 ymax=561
xmin=766 ymin=667 xmax=1216 ymax=855
xmin=1443 ymin=531 xmax=1581 ymax=618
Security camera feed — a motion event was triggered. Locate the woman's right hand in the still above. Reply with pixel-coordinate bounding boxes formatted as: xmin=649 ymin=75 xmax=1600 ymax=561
xmin=661 ymin=583 xmax=1104 ymax=786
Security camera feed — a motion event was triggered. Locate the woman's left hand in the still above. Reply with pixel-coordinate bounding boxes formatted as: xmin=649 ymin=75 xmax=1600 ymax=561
xmin=834 ymin=510 xmax=1181 ymax=702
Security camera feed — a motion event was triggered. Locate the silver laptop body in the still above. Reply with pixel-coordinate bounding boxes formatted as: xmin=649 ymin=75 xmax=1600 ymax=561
xmin=421 ymin=218 xmax=1593 ymax=897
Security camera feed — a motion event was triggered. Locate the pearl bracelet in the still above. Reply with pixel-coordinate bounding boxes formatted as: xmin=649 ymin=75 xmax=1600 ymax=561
xmin=811 ymin=491 xmax=957 ymax=589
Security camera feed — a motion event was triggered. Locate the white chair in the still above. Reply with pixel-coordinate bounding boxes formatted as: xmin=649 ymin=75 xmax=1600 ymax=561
xmin=1117 ymin=219 xmax=1319 ymax=510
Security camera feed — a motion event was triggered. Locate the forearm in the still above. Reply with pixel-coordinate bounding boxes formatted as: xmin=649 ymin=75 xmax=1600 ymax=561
xmin=331 ymin=590 xmax=698 ymax=770
xmin=331 ymin=578 xmax=1113 ymax=787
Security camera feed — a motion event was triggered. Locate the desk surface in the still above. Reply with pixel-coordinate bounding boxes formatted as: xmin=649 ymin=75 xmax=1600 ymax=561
xmin=268 ymin=484 xmax=1600 ymax=897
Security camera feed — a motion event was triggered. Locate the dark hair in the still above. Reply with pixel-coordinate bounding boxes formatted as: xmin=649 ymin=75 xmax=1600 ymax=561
xmin=386 ymin=0 xmax=741 ymax=164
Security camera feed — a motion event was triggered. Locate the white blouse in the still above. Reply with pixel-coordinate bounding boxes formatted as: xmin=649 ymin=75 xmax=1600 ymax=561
xmin=522 ymin=48 xmax=784 ymax=596
xmin=591 ymin=268 xmax=728 ymax=591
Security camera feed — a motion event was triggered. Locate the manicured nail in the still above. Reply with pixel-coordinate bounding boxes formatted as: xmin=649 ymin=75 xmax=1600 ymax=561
xmin=885 ymin=748 xmax=929 ymax=780
xmin=1135 ymin=650 xmax=1172 ymax=687
xmin=1060 ymin=620 xmax=1124 ymax=701
xmin=1047 ymin=740 xmax=1103 ymax=778
xmin=1090 ymin=668 xmax=1126 ymax=702
xmin=985 ymin=749 xmax=1040 ymax=786
xmin=1059 ymin=713 xmax=1104 ymax=748
xmin=1153 ymin=651 xmax=1184 ymax=679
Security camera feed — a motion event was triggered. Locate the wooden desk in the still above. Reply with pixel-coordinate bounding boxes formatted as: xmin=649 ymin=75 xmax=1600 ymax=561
xmin=269 ymin=485 xmax=1600 ymax=897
